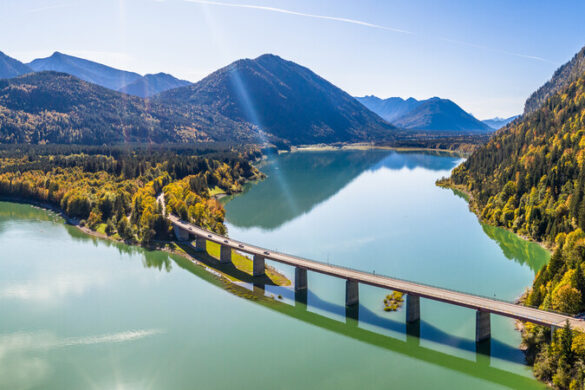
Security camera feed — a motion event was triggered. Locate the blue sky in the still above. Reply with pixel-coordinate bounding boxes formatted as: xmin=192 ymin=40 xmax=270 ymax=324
xmin=1 ymin=0 xmax=584 ymax=118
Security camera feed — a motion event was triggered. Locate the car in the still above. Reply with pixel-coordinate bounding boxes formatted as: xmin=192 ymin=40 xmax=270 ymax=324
xmin=224 ymin=240 xmax=229 ymax=244
xmin=188 ymin=227 xmax=193 ymax=231
xmin=264 ymin=251 xmax=270 ymax=255
xmin=208 ymin=234 xmax=212 ymax=238
xmin=238 ymin=244 xmax=244 ymax=248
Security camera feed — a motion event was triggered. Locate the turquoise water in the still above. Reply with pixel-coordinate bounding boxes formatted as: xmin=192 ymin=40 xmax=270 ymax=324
xmin=0 ymin=150 xmax=549 ymax=389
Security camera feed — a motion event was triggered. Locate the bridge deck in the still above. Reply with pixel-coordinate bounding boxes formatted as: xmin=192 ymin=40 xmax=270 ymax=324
xmin=169 ymin=215 xmax=585 ymax=332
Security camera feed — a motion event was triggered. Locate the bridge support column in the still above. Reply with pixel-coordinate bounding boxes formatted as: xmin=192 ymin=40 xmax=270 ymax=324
xmin=220 ymin=245 xmax=232 ymax=264
xmin=253 ymin=255 xmax=265 ymax=276
xmin=551 ymin=325 xmax=560 ymax=340
xmin=406 ymin=294 xmax=420 ymax=323
xmin=194 ymin=236 xmax=206 ymax=252
xmin=476 ymin=311 xmax=491 ymax=342
xmin=173 ymin=224 xmax=190 ymax=242
xmin=295 ymin=267 xmax=307 ymax=291
xmin=345 ymin=280 xmax=359 ymax=307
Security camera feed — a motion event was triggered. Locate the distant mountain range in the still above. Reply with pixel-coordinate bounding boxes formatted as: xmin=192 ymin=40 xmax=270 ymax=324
xmin=355 ymin=96 xmax=420 ymax=123
xmin=0 ymin=54 xmax=398 ymax=145
xmin=118 ymin=72 xmax=191 ymax=98
xmin=356 ymin=95 xmax=492 ymax=132
xmin=157 ymin=54 xmax=395 ymax=145
xmin=524 ymin=45 xmax=585 ymax=115
xmin=25 ymin=52 xmax=190 ymax=97
xmin=481 ymin=115 xmax=519 ymax=130
xmin=27 ymin=52 xmax=142 ymax=91
xmin=0 ymin=51 xmax=32 ymax=79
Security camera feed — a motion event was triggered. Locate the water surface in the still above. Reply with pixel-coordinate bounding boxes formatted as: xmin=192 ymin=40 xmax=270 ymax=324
xmin=0 ymin=150 xmax=549 ymax=389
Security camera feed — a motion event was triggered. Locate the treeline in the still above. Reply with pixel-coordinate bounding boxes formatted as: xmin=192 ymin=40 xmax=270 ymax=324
xmin=440 ymin=72 xmax=585 ymax=388
xmin=0 ymin=145 xmax=263 ymax=244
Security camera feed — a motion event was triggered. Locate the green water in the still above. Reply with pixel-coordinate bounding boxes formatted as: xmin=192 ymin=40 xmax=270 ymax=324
xmin=0 ymin=150 xmax=549 ymax=389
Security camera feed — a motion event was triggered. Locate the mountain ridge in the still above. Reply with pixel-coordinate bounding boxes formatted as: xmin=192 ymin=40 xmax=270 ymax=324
xmin=28 ymin=52 xmax=142 ymax=91
xmin=358 ymin=95 xmax=491 ymax=132
xmin=0 ymin=51 xmax=32 ymax=79
xmin=524 ymin=44 xmax=585 ymax=115
xmin=156 ymin=54 xmax=397 ymax=145
xmin=118 ymin=72 xmax=191 ymax=97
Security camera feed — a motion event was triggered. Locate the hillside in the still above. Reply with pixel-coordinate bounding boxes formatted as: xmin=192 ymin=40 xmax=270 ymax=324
xmin=444 ymin=68 xmax=585 ymax=311
xmin=524 ymin=44 xmax=585 ymax=115
xmin=0 ymin=51 xmax=32 ymax=79
xmin=442 ymin=58 xmax=585 ymax=386
xmin=28 ymin=52 xmax=142 ymax=91
xmin=118 ymin=72 xmax=191 ymax=97
xmin=392 ymin=97 xmax=492 ymax=132
xmin=157 ymin=54 xmax=396 ymax=145
xmin=356 ymin=96 xmax=420 ymax=122
xmin=0 ymin=71 xmax=256 ymax=144
xmin=482 ymin=115 xmax=519 ymax=130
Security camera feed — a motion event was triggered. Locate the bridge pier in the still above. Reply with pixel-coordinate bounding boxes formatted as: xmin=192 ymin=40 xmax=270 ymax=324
xmin=476 ymin=311 xmax=491 ymax=342
xmin=194 ymin=236 xmax=207 ymax=252
xmin=551 ymin=325 xmax=560 ymax=340
xmin=219 ymin=245 xmax=232 ymax=264
xmin=295 ymin=267 xmax=307 ymax=291
xmin=345 ymin=280 xmax=359 ymax=307
xmin=253 ymin=255 xmax=265 ymax=276
xmin=406 ymin=295 xmax=420 ymax=323
xmin=173 ymin=224 xmax=190 ymax=242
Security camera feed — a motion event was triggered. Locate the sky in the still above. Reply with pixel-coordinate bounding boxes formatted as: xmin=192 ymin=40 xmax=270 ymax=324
xmin=1 ymin=0 xmax=585 ymax=119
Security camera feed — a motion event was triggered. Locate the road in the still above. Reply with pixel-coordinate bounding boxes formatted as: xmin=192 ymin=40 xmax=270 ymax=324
xmin=166 ymin=213 xmax=585 ymax=331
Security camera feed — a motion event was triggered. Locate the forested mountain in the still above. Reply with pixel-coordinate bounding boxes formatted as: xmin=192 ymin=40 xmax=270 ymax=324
xmin=524 ymin=45 xmax=585 ymax=115
xmin=443 ymin=54 xmax=585 ymax=388
xmin=118 ymin=72 xmax=191 ymax=97
xmin=28 ymin=52 xmax=142 ymax=91
xmin=392 ymin=97 xmax=492 ymax=132
xmin=0 ymin=51 xmax=32 ymax=79
xmin=356 ymin=95 xmax=491 ymax=132
xmin=356 ymin=96 xmax=420 ymax=122
xmin=0 ymin=71 xmax=257 ymax=144
xmin=157 ymin=54 xmax=396 ymax=145
xmin=482 ymin=115 xmax=519 ymax=130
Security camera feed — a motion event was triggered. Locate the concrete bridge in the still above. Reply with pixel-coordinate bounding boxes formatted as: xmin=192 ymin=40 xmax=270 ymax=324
xmin=169 ymin=214 xmax=585 ymax=342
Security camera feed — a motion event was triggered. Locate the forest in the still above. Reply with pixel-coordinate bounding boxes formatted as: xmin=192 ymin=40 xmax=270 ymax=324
xmin=440 ymin=71 xmax=585 ymax=388
xmin=0 ymin=144 xmax=263 ymax=244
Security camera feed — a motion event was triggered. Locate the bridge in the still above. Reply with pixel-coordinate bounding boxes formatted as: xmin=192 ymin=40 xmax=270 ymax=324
xmin=168 ymin=213 xmax=585 ymax=342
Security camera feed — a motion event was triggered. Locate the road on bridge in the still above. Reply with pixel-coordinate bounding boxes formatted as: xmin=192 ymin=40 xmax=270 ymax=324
xmin=160 ymin=194 xmax=585 ymax=333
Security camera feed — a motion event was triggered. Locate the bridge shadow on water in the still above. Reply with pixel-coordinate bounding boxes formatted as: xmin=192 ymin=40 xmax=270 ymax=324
xmin=167 ymin=249 xmax=539 ymax=390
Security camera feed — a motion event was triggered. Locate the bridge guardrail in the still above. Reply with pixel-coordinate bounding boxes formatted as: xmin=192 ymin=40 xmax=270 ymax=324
xmin=170 ymin=214 xmax=576 ymax=320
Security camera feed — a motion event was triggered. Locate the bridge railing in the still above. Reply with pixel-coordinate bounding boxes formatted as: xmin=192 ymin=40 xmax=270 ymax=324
xmin=172 ymin=216 xmax=576 ymax=319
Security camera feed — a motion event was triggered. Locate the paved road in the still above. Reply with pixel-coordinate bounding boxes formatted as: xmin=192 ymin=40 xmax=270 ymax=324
xmin=168 ymin=214 xmax=585 ymax=331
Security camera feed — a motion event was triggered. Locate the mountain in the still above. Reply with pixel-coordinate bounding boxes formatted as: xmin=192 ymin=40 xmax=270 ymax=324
xmin=444 ymin=52 xmax=585 ymax=314
xmin=156 ymin=54 xmax=396 ymax=145
xmin=392 ymin=97 xmax=492 ymax=132
xmin=524 ymin=44 xmax=585 ymax=115
xmin=27 ymin=52 xmax=142 ymax=91
xmin=118 ymin=73 xmax=191 ymax=97
xmin=356 ymin=95 xmax=491 ymax=132
xmin=0 ymin=51 xmax=32 ymax=79
xmin=0 ymin=71 xmax=256 ymax=144
xmin=482 ymin=115 xmax=519 ymax=130
xmin=356 ymin=95 xmax=420 ymax=122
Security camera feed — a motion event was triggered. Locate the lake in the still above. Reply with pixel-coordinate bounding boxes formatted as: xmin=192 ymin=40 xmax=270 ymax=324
xmin=0 ymin=150 xmax=549 ymax=389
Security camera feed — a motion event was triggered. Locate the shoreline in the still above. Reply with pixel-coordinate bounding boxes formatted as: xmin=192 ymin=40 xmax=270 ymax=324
xmin=436 ymin=181 xmax=553 ymax=252
xmin=0 ymin=196 xmax=292 ymax=289
xmin=289 ymin=143 xmax=467 ymax=157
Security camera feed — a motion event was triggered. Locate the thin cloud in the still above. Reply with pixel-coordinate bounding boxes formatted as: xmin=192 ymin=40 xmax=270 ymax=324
xmin=185 ymin=0 xmax=556 ymax=65
xmin=185 ymin=0 xmax=413 ymax=34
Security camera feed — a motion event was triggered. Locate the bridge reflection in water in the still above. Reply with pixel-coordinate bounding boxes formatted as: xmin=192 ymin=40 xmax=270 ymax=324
xmin=166 ymin=249 xmax=539 ymax=390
